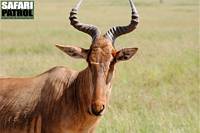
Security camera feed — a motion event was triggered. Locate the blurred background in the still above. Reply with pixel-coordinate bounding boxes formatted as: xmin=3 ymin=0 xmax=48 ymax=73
xmin=0 ymin=0 xmax=199 ymax=132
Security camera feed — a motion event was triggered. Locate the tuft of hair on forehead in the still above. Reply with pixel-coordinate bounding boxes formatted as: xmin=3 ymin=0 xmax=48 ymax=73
xmin=91 ymin=36 xmax=113 ymax=47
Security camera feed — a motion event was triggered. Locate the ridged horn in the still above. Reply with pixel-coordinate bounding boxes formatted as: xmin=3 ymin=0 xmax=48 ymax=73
xmin=104 ymin=0 xmax=139 ymax=44
xmin=69 ymin=0 xmax=100 ymax=41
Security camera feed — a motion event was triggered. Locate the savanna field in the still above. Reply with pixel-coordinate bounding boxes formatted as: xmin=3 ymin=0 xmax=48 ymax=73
xmin=0 ymin=0 xmax=199 ymax=132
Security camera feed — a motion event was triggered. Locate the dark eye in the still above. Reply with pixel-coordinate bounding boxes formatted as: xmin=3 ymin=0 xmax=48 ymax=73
xmin=106 ymin=70 xmax=113 ymax=84
xmin=106 ymin=63 xmax=115 ymax=84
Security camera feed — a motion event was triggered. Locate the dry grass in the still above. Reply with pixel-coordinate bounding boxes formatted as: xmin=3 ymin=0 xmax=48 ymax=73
xmin=0 ymin=0 xmax=199 ymax=132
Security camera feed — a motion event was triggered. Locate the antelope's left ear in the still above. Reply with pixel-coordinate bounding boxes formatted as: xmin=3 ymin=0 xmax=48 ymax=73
xmin=55 ymin=44 xmax=89 ymax=59
xmin=115 ymin=48 xmax=138 ymax=62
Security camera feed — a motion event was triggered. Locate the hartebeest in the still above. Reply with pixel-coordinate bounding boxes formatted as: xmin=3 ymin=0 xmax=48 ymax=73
xmin=0 ymin=0 xmax=139 ymax=132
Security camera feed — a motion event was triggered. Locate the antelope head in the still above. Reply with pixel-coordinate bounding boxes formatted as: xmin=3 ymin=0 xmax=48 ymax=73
xmin=56 ymin=0 xmax=139 ymax=116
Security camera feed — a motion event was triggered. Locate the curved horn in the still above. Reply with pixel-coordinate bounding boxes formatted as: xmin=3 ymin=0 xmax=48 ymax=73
xmin=104 ymin=0 xmax=139 ymax=44
xmin=69 ymin=0 xmax=100 ymax=41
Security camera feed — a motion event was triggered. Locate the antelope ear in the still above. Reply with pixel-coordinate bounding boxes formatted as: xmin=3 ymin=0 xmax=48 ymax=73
xmin=55 ymin=44 xmax=89 ymax=59
xmin=115 ymin=48 xmax=138 ymax=62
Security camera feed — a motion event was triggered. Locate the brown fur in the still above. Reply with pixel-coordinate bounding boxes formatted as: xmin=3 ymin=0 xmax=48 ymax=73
xmin=0 ymin=37 xmax=116 ymax=133
xmin=0 ymin=35 xmax=138 ymax=133
xmin=0 ymin=66 xmax=101 ymax=133
xmin=0 ymin=0 xmax=139 ymax=131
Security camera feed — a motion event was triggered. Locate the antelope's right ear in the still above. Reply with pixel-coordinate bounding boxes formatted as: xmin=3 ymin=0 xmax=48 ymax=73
xmin=55 ymin=44 xmax=89 ymax=59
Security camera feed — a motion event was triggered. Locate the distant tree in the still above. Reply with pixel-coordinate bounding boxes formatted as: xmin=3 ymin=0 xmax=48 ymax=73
xmin=160 ymin=0 xmax=163 ymax=3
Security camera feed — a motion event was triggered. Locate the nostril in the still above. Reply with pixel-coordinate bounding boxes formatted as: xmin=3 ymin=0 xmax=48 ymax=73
xmin=101 ymin=105 xmax=105 ymax=112
xmin=91 ymin=104 xmax=105 ymax=116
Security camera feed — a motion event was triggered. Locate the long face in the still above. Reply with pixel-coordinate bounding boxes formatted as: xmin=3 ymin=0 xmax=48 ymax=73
xmin=56 ymin=36 xmax=138 ymax=116
xmin=87 ymin=37 xmax=115 ymax=116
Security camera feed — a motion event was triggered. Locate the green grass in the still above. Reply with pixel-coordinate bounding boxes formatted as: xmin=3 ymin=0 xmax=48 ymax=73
xmin=0 ymin=0 xmax=199 ymax=132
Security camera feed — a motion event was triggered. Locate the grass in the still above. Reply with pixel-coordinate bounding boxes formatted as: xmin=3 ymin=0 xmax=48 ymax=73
xmin=0 ymin=0 xmax=199 ymax=132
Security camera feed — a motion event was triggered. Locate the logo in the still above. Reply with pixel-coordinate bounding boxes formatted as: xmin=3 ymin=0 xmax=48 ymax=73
xmin=1 ymin=1 xmax=34 ymax=19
